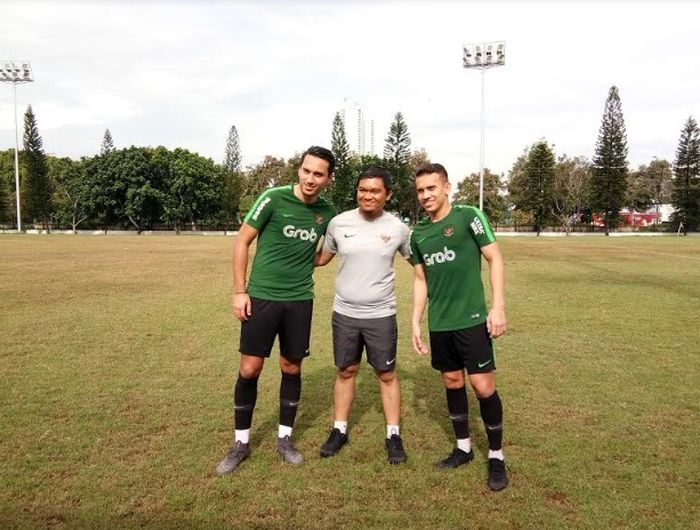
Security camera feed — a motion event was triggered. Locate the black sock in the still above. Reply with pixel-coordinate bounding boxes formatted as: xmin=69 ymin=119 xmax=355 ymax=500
xmin=478 ymin=390 xmax=503 ymax=451
xmin=279 ymin=372 xmax=301 ymax=430
xmin=445 ymin=386 xmax=469 ymax=440
xmin=234 ymin=374 xmax=259 ymax=431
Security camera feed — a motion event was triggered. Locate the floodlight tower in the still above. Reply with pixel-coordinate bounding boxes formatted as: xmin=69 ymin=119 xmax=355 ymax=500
xmin=0 ymin=60 xmax=34 ymax=233
xmin=462 ymin=42 xmax=505 ymax=211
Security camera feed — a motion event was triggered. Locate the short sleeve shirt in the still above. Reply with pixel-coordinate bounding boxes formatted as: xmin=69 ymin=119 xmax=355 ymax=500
xmin=409 ymin=205 xmax=496 ymax=331
xmin=244 ymin=185 xmax=336 ymax=301
xmin=323 ymin=209 xmax=410 ymax=319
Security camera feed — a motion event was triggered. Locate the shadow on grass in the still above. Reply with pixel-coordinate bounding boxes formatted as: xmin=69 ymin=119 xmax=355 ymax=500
xmin=403 ymin=362 xmax=490 ymax=458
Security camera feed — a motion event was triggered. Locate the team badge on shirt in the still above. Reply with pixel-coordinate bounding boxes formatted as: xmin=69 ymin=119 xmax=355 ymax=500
xmin=315 ymin=214 xmax=325 ymax=224
xmin=443 ymin=225 xmax=455 ymax=237
xmin=380 ymin=234 xmax=391 ymax=244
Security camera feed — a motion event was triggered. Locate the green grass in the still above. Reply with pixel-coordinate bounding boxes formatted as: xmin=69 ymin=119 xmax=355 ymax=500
xmin=1 ymin=235 xmax=698 ymax=529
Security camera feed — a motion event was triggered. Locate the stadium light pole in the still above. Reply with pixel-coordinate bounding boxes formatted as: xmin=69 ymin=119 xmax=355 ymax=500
xmin=462 ymin=42 xmax=505 ymax=211
xmin=0 ymin=60 xmax=34 ymax=233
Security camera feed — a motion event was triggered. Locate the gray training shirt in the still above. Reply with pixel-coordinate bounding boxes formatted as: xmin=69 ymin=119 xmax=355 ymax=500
xmin=323 ymin=208 xmax=410 ymax=319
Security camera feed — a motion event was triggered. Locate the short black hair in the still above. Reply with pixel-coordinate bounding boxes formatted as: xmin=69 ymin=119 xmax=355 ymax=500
xmin=357 ymin=167 xmax=392 ymax=193
xmin=301 ymin=146 xmax=336 ymax=175
xmin=415 ymin=163 xmax=448 ymax=182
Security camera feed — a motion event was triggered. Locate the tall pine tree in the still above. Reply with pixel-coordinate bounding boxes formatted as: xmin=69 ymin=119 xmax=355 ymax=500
xmin=331 ymin=112 xmax=354 ymax=212
xmin=383 ymin=112 xmax=412 ymax=221
xmin=590 ymin=86 xmax=629 ymax=235
xmin=221 ymin=125 xmax=244 ymax=230
xmin=671 ymin=116 xmax=700 ymax=233
xmin=101 ymin=129 xmax=115 ymax=155
xmin=22 ymin=105 xmax=52 ymax=230
xmin=524 ymin=141 xmax=556 ymax=235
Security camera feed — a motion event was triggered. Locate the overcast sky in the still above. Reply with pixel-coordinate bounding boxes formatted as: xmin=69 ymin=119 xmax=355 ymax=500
xmin=1 ymin=1 xmax=698 ymax=181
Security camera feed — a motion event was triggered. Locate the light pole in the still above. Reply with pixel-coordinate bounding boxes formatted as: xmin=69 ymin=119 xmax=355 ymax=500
xmin=1 ymin=60 xmax=34 ymax=233
xmin=462 ymin=42 xmax=505 ymax=211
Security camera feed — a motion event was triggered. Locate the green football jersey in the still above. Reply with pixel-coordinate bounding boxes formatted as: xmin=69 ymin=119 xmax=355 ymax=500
xmin=244 ymin=185 xmax=336 ymax=301
xmin=409 ymin=205 xmax=496 ymax=331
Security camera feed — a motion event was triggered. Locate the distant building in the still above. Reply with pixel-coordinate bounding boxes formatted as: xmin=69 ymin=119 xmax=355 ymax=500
xmin=591 ymin=204 xmax=674 ymax=227
xmin=341 ymin=98 xmax=375 ymax=156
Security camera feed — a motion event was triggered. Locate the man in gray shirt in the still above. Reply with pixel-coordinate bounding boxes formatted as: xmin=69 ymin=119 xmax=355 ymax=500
xmin=314 ymin=167 xmax=411 ymax=464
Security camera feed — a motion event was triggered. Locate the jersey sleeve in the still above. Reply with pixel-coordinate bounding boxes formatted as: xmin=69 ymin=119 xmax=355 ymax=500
xmin=408 ymin=229 xmax=423 ymax=265
xmin=398 ymin=223 xmax=411 ymax=259
xmin=244 ymin=188 xmax=276 ymax=231
xmin=463 ymin=206 xmax=497 ymax=247
xmin=322 ymin=217 xmax=338 ymax=254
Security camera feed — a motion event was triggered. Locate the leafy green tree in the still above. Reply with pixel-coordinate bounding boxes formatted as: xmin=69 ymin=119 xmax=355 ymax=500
xmin=239 ymin=156 xmax=288 ymax=216
xmin=523 ymin=141 xmax=556 ymax=235
xmin=453 ymin=168 xmax=506 ymax=225
xmin=552 ymin=155 xmax=591 ymax=234
xmin=161 ymin=148 xmax=221 ymax=233
xmin=83 ymin=147 xmax=162 ymax=233
xmin=406 ymin=149 xmax=430 ymax=223
xmin=383 ymin=112 xmax=413 ymax=221
xmin=101 ymin=129 xmax=114 ymax=155
xmin=671 ymin=116 xmax=700 ymax=233
xmin=220 ymin=125 xmax=244 ymax=231
xmin=590 ymin=86 xmax=629 ymax=235
xmin=22 ymin=105 xmax=52 ymax=230
xmin=331 ymin=112 xmax=354 ymax=213
xmin=506 ymin=148 xmax=534 ymax=230
xmin=48 ymin=156 xmax=91 ymax=233
xmin=0 ymin=149 xmax=13 ymax=223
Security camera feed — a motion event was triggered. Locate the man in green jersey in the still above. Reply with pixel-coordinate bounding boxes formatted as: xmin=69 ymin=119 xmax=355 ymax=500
xmin=216 ymin=146 xmax=336 ymax=474
xmin=409 ymin=163 xmax=508 ymax=491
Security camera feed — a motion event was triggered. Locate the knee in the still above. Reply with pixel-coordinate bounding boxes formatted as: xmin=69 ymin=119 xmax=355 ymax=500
xmin=337 ymin=364 xmax=359 ymax=381
xmin=280 ymin=357 xmax=302 ymax=376
xmin=471 ymin=380 xmax=496 ymax=399
xmin=442 ymin=372 xmax=464 ymax=389
xmin=239 ymin=364 xmax=262 ymax=379
xmin=376 ymin=368 xmax=397 ymax=384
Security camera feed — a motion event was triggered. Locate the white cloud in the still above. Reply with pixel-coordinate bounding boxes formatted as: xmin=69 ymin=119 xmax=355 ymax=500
xmin=0 ymin=0 xmax=698 ymax=181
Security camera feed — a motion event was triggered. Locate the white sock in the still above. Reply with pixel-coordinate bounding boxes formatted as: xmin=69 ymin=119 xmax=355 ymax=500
xmin=386 ymin=425 xmax=400 ymax=438
xmin=278 ymin=425 xmax=292 ymax=438
xmin=488 ymin=449 xmax=504 ymax=461
xmin=457 ymin=438 xmax=472 ymax=453
xmin=235 ymin=429 xmax=250 ymax=444
xmin=333 ymin=421 xmax=348 ymax=434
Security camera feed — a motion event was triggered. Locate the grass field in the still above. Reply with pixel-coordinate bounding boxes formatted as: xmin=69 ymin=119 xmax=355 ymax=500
xmin=1 ymin=235 xmax=698 ymax=529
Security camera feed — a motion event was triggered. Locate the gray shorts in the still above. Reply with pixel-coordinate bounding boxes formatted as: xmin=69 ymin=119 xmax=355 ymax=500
xmin=331 ymin=311 xmax=397 ymax=372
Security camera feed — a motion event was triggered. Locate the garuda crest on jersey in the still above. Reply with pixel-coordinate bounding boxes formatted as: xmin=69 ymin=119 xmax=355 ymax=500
xmin=443 ymin=225 xmax=455 ymax=237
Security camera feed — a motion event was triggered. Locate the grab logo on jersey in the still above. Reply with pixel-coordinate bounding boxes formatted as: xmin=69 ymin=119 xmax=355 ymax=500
xmin=283 ymin=225 xmax=318 ymax=242
xmin=423 ymin=246 xmax=456 ymax=266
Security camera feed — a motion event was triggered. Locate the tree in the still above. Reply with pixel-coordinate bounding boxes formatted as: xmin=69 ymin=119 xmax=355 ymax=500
xmin=506 ymin=148 xmax=533 ymax=230
xmin=671 ymin=116 xmax=700 ymax=233
xmin=48 ymin=156 xmax=91 ymax=233
xmin=330 ymin=112 xmax=354 ymax=213
xmin=523 ymin=141 xmax=556 ymax=235
xmin=22 ymin=105 xmax=52 ymax=230
xmin=83 ymin=147 xmax=163 ymax=233
xmin=590 ymin=86 xmax=629 ymax=235
xmin=0 ymin=149 xmax=12 ymax=223
xmin=552 ymin=155 xmax=591 ymax=234
xmin=101 ymin=129 xmax=114 ymax=155
xmin=220 ymin=125 xmax=244 ymax=231
xmin=239 ymin=156 xmax=288 ymax=216
xmin=161 ymin=148 xmax=221 ymax=234
xmin=383 ymin=112 xmax=412 ymax=221
xmin=453 ymin=168 xmax=506 ymax=226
